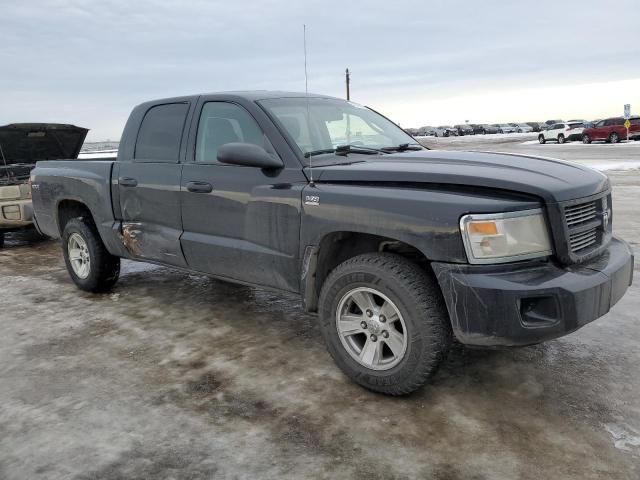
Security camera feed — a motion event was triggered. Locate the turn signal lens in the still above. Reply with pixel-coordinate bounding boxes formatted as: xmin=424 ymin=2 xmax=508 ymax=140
xmin=468 ymin=221 xmax=498 ymax=235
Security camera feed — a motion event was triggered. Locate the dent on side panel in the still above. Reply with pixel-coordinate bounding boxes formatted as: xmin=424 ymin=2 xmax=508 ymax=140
xmin=119 ymin=220 xmax=185 ymax=264
xmin=117 ymin=163 xmax=187 ymax=267
xmin=120 ymin=222 xmax=142 ymax=256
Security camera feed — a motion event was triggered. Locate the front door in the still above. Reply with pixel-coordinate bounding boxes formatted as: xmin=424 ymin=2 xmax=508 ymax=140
xmin=180 ymin=100 xmax=305 ymax=292
xmin=117 ymin=102 xmax=190 ymax=267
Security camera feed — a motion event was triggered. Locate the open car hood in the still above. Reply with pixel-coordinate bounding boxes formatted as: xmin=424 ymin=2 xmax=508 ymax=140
xmin=0 ymin=123 xmax=88 ymax=164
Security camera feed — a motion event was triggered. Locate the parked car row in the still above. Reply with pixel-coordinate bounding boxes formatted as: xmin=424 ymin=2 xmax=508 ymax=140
xmin=538 ymin=116 xmax=640 ymax=144
xmin=407 ymin=122 xmax=545 ymax=137
xmin=407 ymin=115 xmax=640 ymax=145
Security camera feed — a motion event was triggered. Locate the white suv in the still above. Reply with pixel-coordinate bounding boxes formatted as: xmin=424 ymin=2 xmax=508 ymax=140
xmin=538 ymin=122 xmax=584 ymax=144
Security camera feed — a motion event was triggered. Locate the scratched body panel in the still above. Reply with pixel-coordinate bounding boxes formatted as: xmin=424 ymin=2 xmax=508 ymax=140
xmin=118 ymin=162 xmax=186 ymax=267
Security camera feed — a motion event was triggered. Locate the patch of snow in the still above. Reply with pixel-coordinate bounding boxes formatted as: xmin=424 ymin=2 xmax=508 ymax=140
xmin=604 ymin=423 xmax=640 ymax=452
xmin=121 ymin=260 xmax=162 ymax=273
xmin=424 ymin=132 xmax=538 ymax=143
xmin=78 ymin=149 xmax=118 ymax=159
xmin=588 ymin=161 xmax=640 ymax=171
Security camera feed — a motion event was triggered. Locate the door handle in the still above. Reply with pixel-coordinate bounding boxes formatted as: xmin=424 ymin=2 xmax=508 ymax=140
xmin=186 ymin=181 xmax=213 ymax=193
xmin=119 ymin=177 xmax=138 ymax=187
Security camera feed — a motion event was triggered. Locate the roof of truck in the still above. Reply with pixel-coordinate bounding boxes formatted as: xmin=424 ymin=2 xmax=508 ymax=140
xmin=142 ymin=91 xmax=340 ymax=105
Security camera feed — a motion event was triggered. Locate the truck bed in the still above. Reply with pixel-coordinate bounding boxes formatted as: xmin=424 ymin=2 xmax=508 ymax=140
xmin=31 ymin=159 xmax=118 ymax=244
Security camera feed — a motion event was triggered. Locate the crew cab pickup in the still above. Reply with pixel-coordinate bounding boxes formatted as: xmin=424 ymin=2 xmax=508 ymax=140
xmin=0 ymin=123 xmax=88 ymax=247
xmin=31 ymin=92 xmax=634 ymax=395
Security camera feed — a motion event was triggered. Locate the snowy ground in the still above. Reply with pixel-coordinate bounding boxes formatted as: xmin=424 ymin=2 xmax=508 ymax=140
xmin=417 ymin=133 xmax=640 ymax=172
xmin=2 ymin=175 xmax=639 ymax=479
xmin=1 ymin=134 xmax=638 ymax=480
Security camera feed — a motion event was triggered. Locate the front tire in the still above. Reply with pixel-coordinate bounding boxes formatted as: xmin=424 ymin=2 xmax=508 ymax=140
xmin=538 ymin=135 xmax=546 ymax=144
xmin=318 ymin=253 xmax=452 ymax=395
xmin=582 ymin=134 xmax=592 ymax=144
xmin=62 ymin=217 xmax=120 ymax=292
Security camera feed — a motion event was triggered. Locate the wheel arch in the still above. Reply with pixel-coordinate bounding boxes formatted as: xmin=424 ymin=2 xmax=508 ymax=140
xmin=56 ymin=198 xmax=96 ymax=236
xmin=301 ymin=231 xmax=434 ymax=312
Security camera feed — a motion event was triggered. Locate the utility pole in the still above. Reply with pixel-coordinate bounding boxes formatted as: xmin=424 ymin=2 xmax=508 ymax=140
xmin=345 ymin=68 xmax=351 ymax=101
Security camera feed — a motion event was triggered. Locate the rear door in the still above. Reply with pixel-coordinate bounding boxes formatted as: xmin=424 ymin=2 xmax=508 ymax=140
xmin=590 ymin=120 xmax=607 ymax=140
xmin=548 ymin=123 xmax=563 ymax=140
xmin=117 ymin=102 xmax=192 ymax=266
xmin=179 ymin=99 xmax=306 ymax=292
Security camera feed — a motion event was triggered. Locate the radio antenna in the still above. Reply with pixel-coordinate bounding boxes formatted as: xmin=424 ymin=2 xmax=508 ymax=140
xmin=303 ymin=24 xmax=314 ymax=186
xmin=0 ymin=142 xmax=10 ymax=183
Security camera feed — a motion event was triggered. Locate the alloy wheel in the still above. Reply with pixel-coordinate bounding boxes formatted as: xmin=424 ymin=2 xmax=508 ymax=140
xmin=335 ymin=287 xmax=408 ymax=371
xmin=68 ymin=233 xmax=91 ymax=279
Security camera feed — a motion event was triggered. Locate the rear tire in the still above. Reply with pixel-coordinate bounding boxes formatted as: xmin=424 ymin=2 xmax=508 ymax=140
xmin=62 ymin=217 xmax=120 ymax=292
xmin=558 ymin=134 xmax=565 ymax=144
xmin=538 ymin=135 xmax=546 ymax=144
xmin=608 ymin=132 xmax=620 ymax=143
xmin=318 ymin=253 xmax=452 ymax=395
xmin=582 ymin=134 xmax=592 ymax=144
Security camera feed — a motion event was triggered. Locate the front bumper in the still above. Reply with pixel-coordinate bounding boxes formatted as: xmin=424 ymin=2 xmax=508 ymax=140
xmin=0 ymin=198 xmax=34 ymax=230
xmin=432 ymin=237 xmax=634 ymax=346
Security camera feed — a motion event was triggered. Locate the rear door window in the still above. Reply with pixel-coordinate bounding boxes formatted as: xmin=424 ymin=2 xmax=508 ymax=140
xmin=135 ymin=103 xmax=189 ymax=162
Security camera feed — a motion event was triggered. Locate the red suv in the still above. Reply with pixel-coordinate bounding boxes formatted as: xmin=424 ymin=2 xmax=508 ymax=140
xmin=582 ymin=116 xmax=640 ymax=143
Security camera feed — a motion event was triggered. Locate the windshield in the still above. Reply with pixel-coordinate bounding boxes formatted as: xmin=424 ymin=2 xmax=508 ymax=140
xmin=259 ymin=97 xmax=418 ymax=156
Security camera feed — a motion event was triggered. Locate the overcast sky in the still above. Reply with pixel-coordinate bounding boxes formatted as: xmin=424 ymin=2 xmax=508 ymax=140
xmin=1 ymin=0 xmax=639 ymax=141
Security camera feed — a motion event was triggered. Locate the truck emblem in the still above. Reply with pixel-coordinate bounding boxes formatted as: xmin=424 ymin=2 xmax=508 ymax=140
xmin=304 ymin=195 xmax=320 ymax=206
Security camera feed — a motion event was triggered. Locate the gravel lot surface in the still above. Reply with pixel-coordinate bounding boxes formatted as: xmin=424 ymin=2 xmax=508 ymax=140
xmin=1 ymin=137 xmax=639 ymax=479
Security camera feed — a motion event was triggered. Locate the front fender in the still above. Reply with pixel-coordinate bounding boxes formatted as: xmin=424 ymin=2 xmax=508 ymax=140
xmin=300 ymin=183 xmax=541 ymax=263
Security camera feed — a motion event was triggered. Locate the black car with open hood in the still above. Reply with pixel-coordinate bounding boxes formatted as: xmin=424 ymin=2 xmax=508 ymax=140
xmin=0 ymin=123 xmax=88 ymax=245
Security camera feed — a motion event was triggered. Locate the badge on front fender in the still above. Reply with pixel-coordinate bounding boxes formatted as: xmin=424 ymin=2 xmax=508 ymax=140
xmin=304 ymin=195 xmax=320 ymax=206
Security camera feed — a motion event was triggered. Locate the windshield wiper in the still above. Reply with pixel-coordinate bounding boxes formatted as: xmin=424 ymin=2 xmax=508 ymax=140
xmin=380 ymin=143 xmax=423 ymax=153
xmin=304 ymin=144 xmax=384 ymax=158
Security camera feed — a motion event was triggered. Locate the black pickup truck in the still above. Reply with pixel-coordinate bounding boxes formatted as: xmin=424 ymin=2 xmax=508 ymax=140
xmin=31 ymin=92 xmax=634 ymax=395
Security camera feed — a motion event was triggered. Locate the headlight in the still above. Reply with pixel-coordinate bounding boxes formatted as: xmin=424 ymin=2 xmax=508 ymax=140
xmin=460 ymin=209 xmax=552 ymax=264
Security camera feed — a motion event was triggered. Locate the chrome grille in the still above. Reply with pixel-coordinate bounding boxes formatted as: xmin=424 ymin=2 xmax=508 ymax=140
xmin=564 ymin=201 xmax=596 ymax=227
xmin=569 ymin=228 xmax=598 ymax=252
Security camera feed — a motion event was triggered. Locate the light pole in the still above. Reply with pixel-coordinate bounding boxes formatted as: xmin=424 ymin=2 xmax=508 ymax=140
xmin=345 ymin=68 xmax=351 ymax=101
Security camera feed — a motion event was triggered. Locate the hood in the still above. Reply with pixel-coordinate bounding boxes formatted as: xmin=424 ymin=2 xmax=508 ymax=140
xmin=307 ymin=150 xmax=609 ymax=203
xmin=0 ymin=123 xmax=88 ymax=164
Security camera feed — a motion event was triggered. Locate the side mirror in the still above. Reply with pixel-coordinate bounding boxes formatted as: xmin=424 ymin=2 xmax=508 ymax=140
xmin=217 ymin=143 xmax=283 ymax=170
